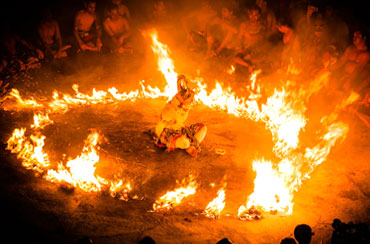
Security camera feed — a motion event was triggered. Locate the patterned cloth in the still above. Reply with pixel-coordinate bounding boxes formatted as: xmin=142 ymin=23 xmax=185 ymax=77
xmin=157 ymin=123 xmax=204 ymax=151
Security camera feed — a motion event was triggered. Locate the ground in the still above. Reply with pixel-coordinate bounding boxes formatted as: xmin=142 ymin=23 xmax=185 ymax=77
xmin=1 ymin=47 xmax=370 ymax=244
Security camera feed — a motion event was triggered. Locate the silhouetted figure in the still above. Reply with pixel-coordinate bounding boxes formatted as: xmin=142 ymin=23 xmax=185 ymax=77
xmin=217 ymin=237 xmax=232 ymax=244
xmin=138 ymin=236 xmax=156 ymax=244
xmin=281 ymin=237 xmax=297 ymax=244
xmin=330 ymin=219 xmax=370 ymax=244
xmin=294 ymin=224 xmax=314 ymax=244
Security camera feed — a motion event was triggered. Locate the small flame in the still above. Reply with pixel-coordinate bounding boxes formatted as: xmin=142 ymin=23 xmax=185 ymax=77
xmin=203 ymin=182 xmax=227 ymax=219
xmin=153 ymin=175 xmax=198 ymax=211
xmin=110 ymin=180 xmax=132 ymax=201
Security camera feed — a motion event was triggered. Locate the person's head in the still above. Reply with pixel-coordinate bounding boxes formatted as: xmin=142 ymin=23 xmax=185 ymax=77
xmin=138 ymin=236 xmax=156 ymax=244
xmin=294 ymin=224 xmax=314 ymax=244
xmin=41 ymin=8 xmax=53 ymax=21
xmin=248 ymin=6 xmax=261 ymax=22
xmin=108 ymin=6 xmax=119 ymax=20
xmin=221 ymin=7 xmax=233 ymax=19
xmin=154 ymin=0 xmax=165 ymax=10
xmin=256 ymin=0 xmax=267 ymax=11
xmin=112 ymin=0 xmax=122 ymax=6
xmin=353 ymin=31 xmax=367 ymax=48
xmin=85 ymin=1 xmax=96 ymax=14
xmin=325 ymin=5 xmax=334 ymax=17
xmin=217 ymin=238 xmax=232 ymax=244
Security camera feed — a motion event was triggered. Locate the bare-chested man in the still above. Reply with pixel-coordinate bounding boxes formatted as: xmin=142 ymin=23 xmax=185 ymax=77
xmin=103 ymin=6 xmax=131 ymax=53
xmin=74 ymin=0 xmax=102 ymax=52
xmin=277 ymin=19 xmax=301 ymax=69
xmin=112 ymin=0 xmax=130 ymax=19
xmin=256 ymin=0 xmax=277 ymax=37
xmin=182 ymin=1 xmax=217 ymax=52
xmin=330 ymin=31 xmax=370 ymax=90
xmin=206 ymin=7 xmax=239 ymax=57
xmin=38 ymin=9 xmax=70 ymax=59
xmin=233 ymin=6 xmax=266 ymax=72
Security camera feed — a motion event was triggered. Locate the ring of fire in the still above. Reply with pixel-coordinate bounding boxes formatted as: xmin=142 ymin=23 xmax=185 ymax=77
xmin=2 ymin=29 xmax=358 ymax=220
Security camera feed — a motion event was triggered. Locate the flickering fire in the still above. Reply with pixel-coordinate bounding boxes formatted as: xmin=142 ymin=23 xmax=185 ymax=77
xmin=152 ymin=175 xmax=198 ymax=211
xmin=46 ymin=130 xmax=106 ymax=192
xmin=2 ymin=29 xmax=357 ymax=219
xmin=7 ymin=128 xmax=50 ymax=173
xmin=203 ymin=182 xmax=227 ymax=219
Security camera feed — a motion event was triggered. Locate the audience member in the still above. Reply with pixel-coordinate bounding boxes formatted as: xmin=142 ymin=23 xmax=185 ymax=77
xmin=74 ymin=0 xmax=102 ymax=52
xmin=103 ymin=5 xmax=132 ymax=53
xmin=294 ymin=224 xmax=314 ymax=244
xmin=38 ymin=9 xmax=70 ymax=59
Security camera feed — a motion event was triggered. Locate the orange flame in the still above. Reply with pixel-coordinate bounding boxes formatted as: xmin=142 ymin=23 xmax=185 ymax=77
xmin=46 ymin=130 xmax=106 ymax=192
xmin=203 ymin=182 xmax=227 ymax=219
xmin=153 ymin=175 xmax=198 ymax=211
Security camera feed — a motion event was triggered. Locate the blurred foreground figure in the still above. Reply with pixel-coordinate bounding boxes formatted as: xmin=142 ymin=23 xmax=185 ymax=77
xmin=38 ymin=9 xmax=70 ymax=59
xmin=152 ymin=75 xmax=207 ymax=157
xmin=74 ymin=0 xmax=102 ymax=52
xmin=217 ymin=237 xmax=232 ymax=244
xmin=330 ymin=218 xmax=370 ymax=244
xmin=294 ymin=224 xmax=314 ymax=244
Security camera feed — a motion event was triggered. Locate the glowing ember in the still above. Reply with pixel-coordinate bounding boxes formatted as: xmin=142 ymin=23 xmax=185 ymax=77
xmin=153 ymin=175 xmax=198 ymax=211
xmin=110 ymin=180 xmax=132 ymax=201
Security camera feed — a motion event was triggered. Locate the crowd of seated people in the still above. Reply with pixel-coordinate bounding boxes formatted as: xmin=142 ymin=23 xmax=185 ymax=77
xmin=1 ymin=0 xmax=370 ymax=120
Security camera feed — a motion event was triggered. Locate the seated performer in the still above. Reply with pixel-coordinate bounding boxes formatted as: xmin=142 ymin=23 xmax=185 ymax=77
xmin=74 ymin=0 xmax=102 ymax=52
xmin=152 ymin=75 xmax=207 ymax=157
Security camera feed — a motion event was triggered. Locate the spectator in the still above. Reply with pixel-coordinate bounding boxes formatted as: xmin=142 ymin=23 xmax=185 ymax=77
xmin=38 ymin=9 xmax=70 ymax=59
xmin=294 ymin=224 xmax=314 ymax=244
xmin=103 ymin=5 xmax=132 ymax=53
xmin=74 ymin=0 xmax=102 ymax=52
